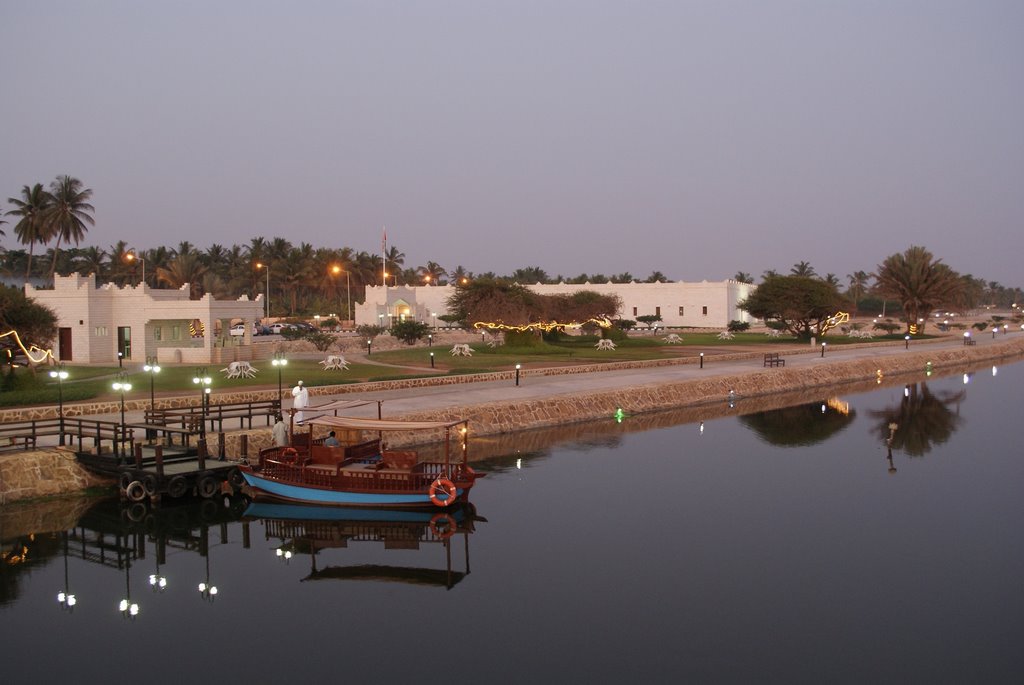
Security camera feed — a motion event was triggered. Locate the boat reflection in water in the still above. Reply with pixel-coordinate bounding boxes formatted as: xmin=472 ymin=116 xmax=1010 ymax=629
xmin=246 ymin=502 xmax=485 ymax=590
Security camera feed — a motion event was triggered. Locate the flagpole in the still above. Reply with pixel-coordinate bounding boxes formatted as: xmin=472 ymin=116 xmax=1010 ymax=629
xmin=381 ymin=225 xmax=387 ymax=287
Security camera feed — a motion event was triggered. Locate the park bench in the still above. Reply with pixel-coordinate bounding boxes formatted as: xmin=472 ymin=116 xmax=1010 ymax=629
xmin=963 ymin=337 xmax=976 ymax=346
xmin=763 ymin=352 xmax=785 ymax=368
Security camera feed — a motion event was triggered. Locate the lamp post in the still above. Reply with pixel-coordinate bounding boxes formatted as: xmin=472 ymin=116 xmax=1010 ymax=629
xmin=112 ymin=371 xmax=132 ymax=461
xmin=904 ymin=335 xmax=910 ymax=349
xmin=143 ymin=357 xmax=160 ymax=413
xmin=366 ymin=339 xmax=372 ymax=356
xmin=430 ymin=352 xmax=435 ymax=368
xmin=125 ymin=250 xmax=145 ymax=287
xmin=515 ymin=363 xmax=521 ymax=386
xmin=821 ymin=342 xmax=827 ymax=358
xmin=256 ymin=262 xmax=270 ymax=319
xmin=192 ymin=368 xmax=212 ymax=442
xmin=272 ymin=352 xmax=287 ymax=404
xmin=330 ymin=265 xmax=352 ymax=323
xmin=49 ymin=363 xmax=68 ymax=446
xmin=699 ymin=352 xmax=704 ymax=369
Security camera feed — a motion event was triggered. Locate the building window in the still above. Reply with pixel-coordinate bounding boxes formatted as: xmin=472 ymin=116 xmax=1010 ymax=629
xmin=655 ymin=306 xmax=661 ymax=317
xmin=632 ymin=306 xmax=637 ymax=317
xmin=94 ymin=326 xmax=108 ymax=336
xmin=678 ymin=306 xmax=684 ymax=317
xmin=154 ymin=327 xmax=162 ymax=341
xmin=702 ymin=306 xmax=708 ymax=316
xmin=171 ymin=325 xmax=181 ymax=340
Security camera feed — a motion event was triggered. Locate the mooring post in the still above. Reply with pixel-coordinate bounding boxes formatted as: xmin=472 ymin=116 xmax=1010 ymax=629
xmin=197 ymin=439 xmax=207 ymax=471
xmin=134 ymin=444 xmax=143 ymax=469
xmin=155 ymin=445 xmax=165 ymax=478
xmin=217 ymin=432 xmax=226 ymax=461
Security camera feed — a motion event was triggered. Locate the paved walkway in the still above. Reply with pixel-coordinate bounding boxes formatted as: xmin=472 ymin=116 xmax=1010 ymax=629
xmin=64 ymin=331 xmax=1021 ymax=429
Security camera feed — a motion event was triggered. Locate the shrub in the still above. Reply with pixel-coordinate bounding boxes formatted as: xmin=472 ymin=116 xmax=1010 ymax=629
xmin=356 ymin=324 xmax=387 ymax=339
xmin=873 ymin=321 xmax=901 ymax=335
xmin=615 ymin=319 xmax=637 ymax=331
xmin=390 ymin=320 xmax=432 ymax=345
xmin=727 ymin=320 xmax=750 ymax=332
xmin=306 ymin=331 xmax=337 ymax=352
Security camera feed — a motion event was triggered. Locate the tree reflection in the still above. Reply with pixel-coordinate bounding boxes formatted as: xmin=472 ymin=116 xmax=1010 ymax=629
xmin=871 ymin=383 xmax=965 ymax=457
xmin=739 ymin=400 xmax=857 ymax=447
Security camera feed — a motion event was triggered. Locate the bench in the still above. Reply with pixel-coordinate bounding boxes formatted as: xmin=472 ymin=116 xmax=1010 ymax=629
xmin=763 ymin=352 xmax=785 ymax=367
xmin=964 ymin=338 xmax=976 ymax=346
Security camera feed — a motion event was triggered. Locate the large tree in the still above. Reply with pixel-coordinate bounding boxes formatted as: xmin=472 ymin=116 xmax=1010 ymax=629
xmin=739 ymin=275 xmax=846 ymax=339
xmin=6 ymin=183 xmax=53 ymax=281
xmin=0 ymin=285 xmax=58 ymax=369
xmin=43 ymin=176 xmax=94 ymax=281
xmin=874 ymin=246 xmax=963 ymax=332
xmin=446 ymin=279 xmax=620 ymax=332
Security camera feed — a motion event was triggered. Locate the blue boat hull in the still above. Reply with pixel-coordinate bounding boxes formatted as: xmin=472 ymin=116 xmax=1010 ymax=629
xmin=241 ymin=470 xmax=463 ymax=508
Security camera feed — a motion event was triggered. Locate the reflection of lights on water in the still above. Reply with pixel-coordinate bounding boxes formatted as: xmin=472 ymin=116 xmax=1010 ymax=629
xmin=699 ymin=422 xmax=704 ymax=435
xmin=516 ymin=458 xmax=522 ymax=469
xmin=904 ymin=386 xmax=910 ymax=397
xmin=821 ymin=404 xmax=826 ymax=414
xmin=148 ymin=574 xmax=167 ymax=591
xmin=118 ymin=599 xmax=139 ymax=617
xmin=992 ymin=366 xmax=998 ymax=377
xmin=57 ymin=591 xmax=76 ymax=608
xmin=275 ymin=548 xmax=293 ymax=562
xmin=963 ymin=374 xmax=970 ymax=384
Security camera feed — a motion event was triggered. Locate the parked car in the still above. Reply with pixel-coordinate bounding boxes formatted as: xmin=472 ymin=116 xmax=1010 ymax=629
xmin=269 ymin=323 xmax=294 ymax=335
xmin=230 ymin=323 xmax=261 ymax=336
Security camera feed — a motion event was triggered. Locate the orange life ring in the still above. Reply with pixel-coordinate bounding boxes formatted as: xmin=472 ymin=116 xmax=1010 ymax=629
xmin=281 ymin=447 xmax=299 ymax=462
xmin=429 ymin=512 xmax=457 ymax=539
xmin=428 ymin=477 xmax=457 ymax=507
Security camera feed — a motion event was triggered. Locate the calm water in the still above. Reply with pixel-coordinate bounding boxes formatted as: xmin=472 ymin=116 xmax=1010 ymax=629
xmin=2 ymin=362 xmax=1022 ymax=684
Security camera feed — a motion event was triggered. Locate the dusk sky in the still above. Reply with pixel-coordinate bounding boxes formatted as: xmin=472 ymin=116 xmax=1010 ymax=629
xmin=2 ymin=1 xmax=1022 ymax=286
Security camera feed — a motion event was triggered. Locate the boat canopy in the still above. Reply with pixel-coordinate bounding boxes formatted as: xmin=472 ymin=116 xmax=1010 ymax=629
xmin=304 ymin=415 xmax=467 ymax=432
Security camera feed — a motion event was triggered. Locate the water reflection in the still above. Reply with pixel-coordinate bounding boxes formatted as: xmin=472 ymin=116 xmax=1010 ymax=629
xmin=871 ymin=382 xmax=965 ymax=456
xmin=248 ymin=502 xmax=483 ymax=590
xmin=738 ymin=399 xmax=857 ymax=447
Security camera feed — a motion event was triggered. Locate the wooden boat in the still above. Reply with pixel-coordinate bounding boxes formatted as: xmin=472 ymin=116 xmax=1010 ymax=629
xmin=239 ymin=415 xmax=482 ymax=508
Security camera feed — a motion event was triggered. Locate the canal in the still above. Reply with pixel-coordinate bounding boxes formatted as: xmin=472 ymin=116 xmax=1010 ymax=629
xmin=2 ymin=361 xmax=1022 ymax=683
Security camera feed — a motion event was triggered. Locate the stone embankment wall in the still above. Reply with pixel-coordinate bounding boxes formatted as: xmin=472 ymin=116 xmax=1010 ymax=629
xmin=3 ymin=336 xmax=1023 ymax=504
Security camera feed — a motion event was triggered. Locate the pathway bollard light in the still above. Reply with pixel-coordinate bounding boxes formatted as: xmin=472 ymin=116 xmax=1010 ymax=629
xmin=428 ymin=334 xmax=433 ymax=346
xmin=515 ymin=364 xmax=521 ymax=386
xmin=992 ymin=327 xmax=997 ymax=339
xmin=700 ymin=352 xmax=704 ymax=369
xmin=112 ymin=371 xmax=132 ymax=461
xmin=117 ymin=351 xmax=123 ymax=368
xmin=964 ymin=332 xmax=971 ymax=345
xmin=272 ymin=352 xmax=287 ymax=403
xmin=430 ymin=352 xmax=435 ymax=368
xmin=367 ymin=339 xmax=372 ymax=355
xmin=821 ymin=342 xmax=826 ymax=358
xmin=905 ymin=335 xmax=910 ymax=349
xmin=49 ymin=363 xmax=68 ymax=446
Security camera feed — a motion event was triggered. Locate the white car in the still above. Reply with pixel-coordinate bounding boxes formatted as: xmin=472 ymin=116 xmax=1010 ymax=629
xmin=230 ymin=323 xmax=256 ymax=336
xmin=269 ymin=323 xmax=294 ymax=334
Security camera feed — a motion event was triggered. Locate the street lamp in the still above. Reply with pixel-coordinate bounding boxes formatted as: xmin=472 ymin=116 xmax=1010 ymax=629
xmin=904 ymin=335 xmax=910 ymax=349
xmin=256 ymin=262 xmax=270 ymax=319
xmin=112 ymin=371 xmax=132 ymax=461
xmin=49 ymin=363 xmax=68 ymax=446
xmin=272 ymin=352 xmax=287 ymax=404
xmin=330 ymin=265 xmax=352 ymax=323
xmin=125 ymin=250 xmax=145 ymax=286
xmin=192 ymin=368 xmax=212 ymax=442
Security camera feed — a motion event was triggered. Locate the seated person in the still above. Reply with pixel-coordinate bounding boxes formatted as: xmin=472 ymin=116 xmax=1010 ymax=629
xmin=323 ymin=430 xmax=340 ymax=447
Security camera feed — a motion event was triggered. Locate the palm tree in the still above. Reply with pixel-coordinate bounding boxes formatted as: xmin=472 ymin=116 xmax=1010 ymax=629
xmin=72 ymin=245 xmax=108 ymax=279
xmin=418 ymin=261 xmax=448 ymax=285
xmin=511 ymin=266 xmax=550 ymax=284
xmin=278 ymin=243 xmax=315 ymax=314
xmin=611 ymin=272 xmax=635 ymax=284
xmin=6 ymin=183 xmax=53 ymax=281
xmin=875 ymin=246 xmax=963 ymax=332
xmin=733 ymin=271 xmax=754 ymax=284
xmin=846 ymin=270 xmax=871 ymax=305
xmin=450 ymin=265 xmax=473 ymax=285
xmin=43 ymin=176 xmax=94 ymax=281
xmin=790 ymin=261 xmax=816 ymax=278
xmin=384 ymin=245 xmax=405 ymax=284
xmin=156 ymin=252 xmax=208 ymax=299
